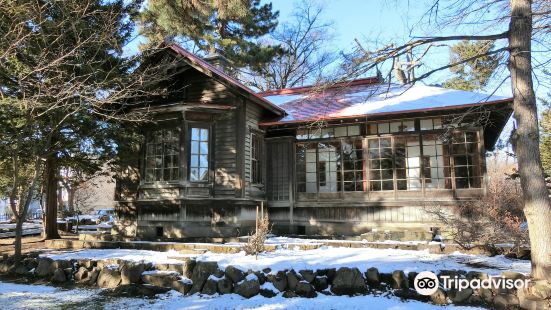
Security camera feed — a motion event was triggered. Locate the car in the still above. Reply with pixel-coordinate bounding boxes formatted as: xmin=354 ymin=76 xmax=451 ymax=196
xmin=95 ymin=209 xmax=115 ymax=223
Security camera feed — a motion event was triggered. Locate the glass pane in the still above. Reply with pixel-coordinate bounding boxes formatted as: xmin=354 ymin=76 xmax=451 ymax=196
xmin=348 ymin=126 xmax=360 ymax=136
xmin=200 ymin=142 xmax=209 ymax=154
xmin=335 ymin=126 xmax=347 ymax=137
xmin=199 ymin=155 xmax=208 ymax=168
xmin=200 ymin=128 xmax=209 ymax=141
xmin=191 ymin=128 xmax=200 ymax=140
xmin=433 ymin=118 xmax=442 ymax=129
xmin=420 ymin=119 xmax=433 ymax=130
xmin=382 ymin=180 xmax=394 ymax=190
xmin=191 ymin=141 xmax=199 ymax=154
xmin=199 ymin=168 xmax=208 ymax=181
xmin=190 ymin=168 xmax=199 ymax=181
xmin=378 ymin=123 xmax=390 ymax=134
xmin=390 ymin=122 xmax=402 ymax=132
xmin=403 ymin=120 xmax=415 ymax=131
xmin=190 ymin=155 xmax=198 ymax=167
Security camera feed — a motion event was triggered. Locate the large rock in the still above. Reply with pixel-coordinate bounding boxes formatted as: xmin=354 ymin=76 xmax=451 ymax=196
xmin=391 ymin=270 xmax=408 ymax=289
xmin=202 ymin=278 xmax=218 ymax=295
xmin=142 ymin=272 xmax=180 ymax=288
xmin=36 ymin=257 xmax=54 ymax=277
xmin=155 ymin=260 xmax=195 ymax=279
xmin=13 ymin=263 xmax=29 ymax=275
xmin=120 ymin=262 xmax=145 ymax=285
xmin=295 ymin=281 xmax=317 ymax=298
xmin=267 ymin=271 xmax=287 ymax=292
xmin=51 ymin=268 xmax=67 ymax=283
xmin=448 ymin=288 xmax=473 ymax=303
xmin=53 ymin=260 xmax=72 ymax=270
xmin=430 ymin=288 xmax=448 ymax=305
xmin=286 ymin=271 xmax=300 ymax=291
xmin=313 ymin=276 xmax=328 ymax=292
xmin=225 ymin=265 xmax=245 ymax=283
xmin=23 ymin=258 xmax=38 ymax=270
xmin=97 ymin=267 xmax=122 ymax=288
xmin=299 ymin=270 xmax=316 ymax=283
xmin=493 ymin=293 xmax=519 ymax=310
xmin=189 ymin=261 xmax=220 ymax=294
xmin=171 ymin=279 xmax=193 ymax=295
xmin=217 ymin=278 xmax=233 ymax=294
xmin=330 ymin=267 xmax=368 ymax=296
xmin=234 ymin=278 xmax=260 ymax=298
xmin=74 ymin=267 xmax=89 ymax=283
xmin=88 ymin=267 xmax=101 ymax=285
xmin=317 ymin=268 xmax=336 ymax=283
xmin=365 ymin=267 xmax=380 ymax=286
xmin=78 ymin=259 xmax=94 ymax=269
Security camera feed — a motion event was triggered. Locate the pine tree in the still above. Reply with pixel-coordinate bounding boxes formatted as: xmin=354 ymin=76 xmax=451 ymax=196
xmin=140 ymin=0 xmax=280 ymax=71
xmin=443 ymin=40 xmax=500 ymax=91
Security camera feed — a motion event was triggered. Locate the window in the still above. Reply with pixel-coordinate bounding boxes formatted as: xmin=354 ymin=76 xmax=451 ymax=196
xmin=144 ymin=129 xmax=180 ymax=183
xmin=422 ymin=134 xmax=451 ymax=189
xmin=420 ymin=118 xmax=443 ymax=130
xmin=296 ymin=125 xmax=361 ymax=140
xmin=251 ymin=133 xmax=263 ymax=184
xmin=296 ymin=142 xmax=341 ymax=193
xmin=341 ymin=138 xmax=364 ymax=191
xmin=369 ymin=120 xmax=415 ymax=134
xmin=189 ymin=127 xmax=209 ymax=182
xmin=450 ymin=131 xmax=481 ymax=188
xmin=368 ymin=137 xmax=394 ymax=191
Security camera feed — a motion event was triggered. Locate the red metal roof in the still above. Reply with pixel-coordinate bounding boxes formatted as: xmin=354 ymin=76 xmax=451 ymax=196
xmin=168 ymin=44 xmax=285 ymax=116
xmin=259 ymin=82 xmax=512 ymax=126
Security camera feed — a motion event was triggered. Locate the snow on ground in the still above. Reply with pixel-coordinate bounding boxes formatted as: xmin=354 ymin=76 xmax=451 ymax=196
xmin=196 ymin=246 xmax=530 ymax=275
xmin=0 ymin=281 xmax=485 ymax=310
xmin=42 ymin=245 xmax=530 ymax=276
xmin=42 ymin=249 xmax=194 ymax=265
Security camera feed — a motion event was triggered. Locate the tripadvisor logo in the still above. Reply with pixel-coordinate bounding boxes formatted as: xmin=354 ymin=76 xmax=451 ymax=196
xmin=414 ymin=271 xmax=529 ymax=296
xmin=414 ymin=271 xmax=439 ymax=295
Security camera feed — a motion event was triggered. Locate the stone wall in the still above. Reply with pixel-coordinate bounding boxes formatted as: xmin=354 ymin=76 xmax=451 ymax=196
xmin=0 ymin=253 xmax=549 ymax=309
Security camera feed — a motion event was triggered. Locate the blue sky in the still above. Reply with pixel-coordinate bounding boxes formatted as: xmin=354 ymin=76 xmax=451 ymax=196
xmin=125 ymin=0 xmax=549 ymax=101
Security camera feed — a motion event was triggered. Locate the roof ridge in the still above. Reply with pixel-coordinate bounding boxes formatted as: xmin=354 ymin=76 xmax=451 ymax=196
xmin=258 ymin=77 xmax=382 ymax=96
xmin=167 ymin=44 xmax=285 ymax=116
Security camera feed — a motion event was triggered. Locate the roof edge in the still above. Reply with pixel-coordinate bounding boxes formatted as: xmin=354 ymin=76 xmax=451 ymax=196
xmin=259 ymin=98 xmax=513 ymax=127
xmin=258 ymin=76 xmax=382 ymax=96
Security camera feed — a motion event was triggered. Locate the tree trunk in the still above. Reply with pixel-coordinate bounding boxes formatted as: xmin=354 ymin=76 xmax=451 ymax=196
xmin=14 ymin=216 xmax=24 ymax=260
xmin=44 ymin=154 xmax=60 ymax=239
xmin=509 ymin=0 xmax=551 ymax=280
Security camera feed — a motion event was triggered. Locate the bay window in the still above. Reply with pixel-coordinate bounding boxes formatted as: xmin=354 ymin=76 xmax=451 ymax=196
xmin=144 ymin=129 xmax=180 ymax=183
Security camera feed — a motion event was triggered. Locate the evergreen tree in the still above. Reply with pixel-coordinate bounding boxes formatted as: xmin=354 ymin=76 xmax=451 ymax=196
xmin=0 ymin=0 xmax=174 ymax=252
xmin=443 ymin=40 xmax=500 ymax=91
xmin=140 ymin=0 xmax=280 ymax=72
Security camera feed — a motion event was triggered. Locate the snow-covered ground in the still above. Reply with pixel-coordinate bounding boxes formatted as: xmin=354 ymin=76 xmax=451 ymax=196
xmin=0 ymin=281 xmax=485 ymax=310
xmin=42 ymin=244 xmax=530 ymax=275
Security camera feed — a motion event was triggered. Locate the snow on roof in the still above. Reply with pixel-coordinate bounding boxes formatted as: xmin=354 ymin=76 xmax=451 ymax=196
xmin=261 ymin=82 xmax=509 ymax=125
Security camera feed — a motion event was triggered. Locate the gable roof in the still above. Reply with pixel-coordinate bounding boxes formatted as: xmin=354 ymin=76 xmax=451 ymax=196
xmin=168 ymin=44 xmax=285 ymax=116
xmin=259 ymin=78 xmax=512 ymax=125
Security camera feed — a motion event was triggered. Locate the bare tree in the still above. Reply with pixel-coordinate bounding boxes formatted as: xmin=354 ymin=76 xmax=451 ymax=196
xmin=338 ymin=0 xmax=551 ymax=279
xmin=243 ymin=0 xmax=338 ymax=91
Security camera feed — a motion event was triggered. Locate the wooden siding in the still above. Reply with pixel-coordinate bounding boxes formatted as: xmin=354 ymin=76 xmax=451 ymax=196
xmin=214 ymin=111 xmax=238 ymax=197
xmin=175 ymin=69 xmax=236 ymax=104
xmin=244 ymin=103 xmax=265 ymax=199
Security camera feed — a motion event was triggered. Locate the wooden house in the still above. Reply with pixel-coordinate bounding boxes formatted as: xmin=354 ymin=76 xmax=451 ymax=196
xmin=114 ymin=44 xmax=512 ymax=240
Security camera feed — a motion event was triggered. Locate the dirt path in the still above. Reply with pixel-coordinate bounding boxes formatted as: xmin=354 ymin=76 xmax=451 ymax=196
xmin=0 ymin=234 xmax=78 ymax=256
